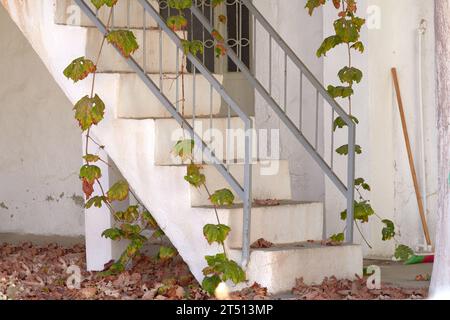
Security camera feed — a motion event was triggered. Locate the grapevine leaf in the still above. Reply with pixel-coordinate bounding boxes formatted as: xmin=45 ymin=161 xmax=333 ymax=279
xmin=63 ymin=57 xmax=96 ymax=82
xmin=83 ymin=154 xmax=100 ymax=163
xmin=172 ymin=139 xmax=194 ymax=161
xmin=102 ymin=228 xmax=124 ymax=240
xmin=338 ymin=66 xmax=363 ymax=85
xmin=336 ymin=144 xmax=362 ymax=155
xmin=317 ymin=35 xmax=343 ymax=57
xmin=106 ymin=30 xmax=139 ymax=58
xmin=327 ymin=85 xmax=354 ymax=98
xmin=107 ymin=180 xmax=129 ymax=202
xmin=210 ymin=189 xmax=234 ymax=206
xmin=341 ymin=201 xmax=375 ymax=223
xmin=184 ymin=164 xmax=206 ymax=188
xmin=203 ymin=224 xmax=231 ymax=245
xmin=91 ymin=0 xmax=118 ymax=9
xmin=142 ymin=210 xmax=159 ymax=229
xmin=79 ymin=164 xmax=101 ymax=184
xmin=168 ymin=0 xmax=192 ymax=10
xmin=202 ymin=275 xmax=221 ymax=295
xmin=330 ymin=233 xmax=345 ymax=243
xmin=167 ymin=15 xmax=188 ymax=31
xmin=158 ymin=246 xmax=177 ymax=260
xmin=333 ymin=16 xmax=365 ymax=43
xmin=382 ymin=219 xmax=396 ymax=241
xmin=333 ymin=115 xmax=359 ymax=131
xmin=394 ymin=244 xmax=414 ymax=261
xmin=73 ymin=95 xmax=105 ymax=131
xmin=85 ymin=196 xmax=107 ymax=209
xmin=351 ymin=41 xmax=365 ymax=53
xmin=305 ymin=0 xmax=326 ymax=15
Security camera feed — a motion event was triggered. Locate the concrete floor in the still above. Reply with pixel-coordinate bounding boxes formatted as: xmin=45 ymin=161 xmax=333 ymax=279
xmin=364 ymin=259 xmax=432 ymax=289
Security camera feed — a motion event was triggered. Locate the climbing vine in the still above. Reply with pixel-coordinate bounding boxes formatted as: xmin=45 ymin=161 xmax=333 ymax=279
xmin=167 ymin=0 xmax=246 ymax=295
xmin=64 ymin=0 xmax=176 ymax=276
xmin=64 ymin=0 xmax=244 ymax=295
xmin=306 ymin=0 xmax=410 ymax=255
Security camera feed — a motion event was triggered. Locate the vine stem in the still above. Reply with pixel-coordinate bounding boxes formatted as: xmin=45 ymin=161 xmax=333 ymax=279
xmin=355 ymin=220 xmax=373 ymax=249
xmin=203 ymin=183 xmax=228 ymax=257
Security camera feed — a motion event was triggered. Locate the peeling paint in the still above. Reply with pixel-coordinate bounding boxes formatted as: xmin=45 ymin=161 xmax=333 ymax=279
xmin=45 ymin=195 xmax=55 ymax=202
xmin=0 ymin=202 xmax=8 ymax=210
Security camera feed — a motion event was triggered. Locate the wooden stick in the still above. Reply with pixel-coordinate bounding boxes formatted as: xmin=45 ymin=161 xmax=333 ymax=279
xmin=391 ymin=67 xmax=432 ymax=246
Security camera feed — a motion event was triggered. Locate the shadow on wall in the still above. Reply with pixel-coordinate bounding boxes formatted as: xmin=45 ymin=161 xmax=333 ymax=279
xmin=0 ymin=6 xmax=85 ymax=238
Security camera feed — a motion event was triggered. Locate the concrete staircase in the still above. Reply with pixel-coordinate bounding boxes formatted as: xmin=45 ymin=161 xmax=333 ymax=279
xmin=2 ymin=0 xmax=362 ymax=293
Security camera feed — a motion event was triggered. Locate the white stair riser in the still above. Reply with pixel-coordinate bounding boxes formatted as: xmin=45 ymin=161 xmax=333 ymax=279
xmin=190 ymin=161 xmax=291 ymax=206
xmin=86 ymin=29 xmax=185 ymax=73
xmin=154 ymin=117 xmax=258 ymax=166
xmin=55 ymin=0 xmax=159 ymax=28
xmin=116 ymin=73 xmax=254 ymax=119
xmin=230 ymin=245 xmax=363 ymax=294
xmin=215 ymin=202 xmax=323 ymax=248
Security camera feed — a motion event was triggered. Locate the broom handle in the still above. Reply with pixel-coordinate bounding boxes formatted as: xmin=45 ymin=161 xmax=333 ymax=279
xmin=391 ymin=68 xmax=432 ymax=246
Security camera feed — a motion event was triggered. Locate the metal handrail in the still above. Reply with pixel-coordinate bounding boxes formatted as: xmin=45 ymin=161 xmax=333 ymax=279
xmin=190 ymin=0 xmax=356 ymax=242
xmin=74 ymin=0 xmax=253 ymax=264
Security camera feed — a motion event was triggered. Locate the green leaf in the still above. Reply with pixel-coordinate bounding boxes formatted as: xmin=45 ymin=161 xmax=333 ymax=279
xmin=83 ymin=154 xmax=100 ymax=163
xmin=85 ymin=196 xmax=106 ymax=209
xmin=338 ymin=66 xmax=363 ymax=85
xmin=184 ymin=164 xmax=206 ymax=188
xmin=168 ymin=0 xmax=192 ymax=10
xmin=102 ymin=228 xmax=124 ymax=240
xmin=382 ymin=219 xmax=396 ymax=241
xmin=181 ymin=40 xmax=204 ymax=56
xmin=336 ymin=144 xmax=362 ymax=155
xmin=355 ymin=177 xmax=371 ymax=191
xmin=305 ymin=0 xmax=326 ymax=15
xmin=203 ymin=254 xmax=246 ymax=284
xmin=73 ymin=95 xmax=105 ymax=131
xmin=158 ymin=246 xmax=177 ymax=260
xmin=333 ymin=16 xmax=365 ymax=43
xmin=351 ymin=41 xmax=365 ymax=53
xmin=203 ymin=224 xmax=231 ymax=245
xmin=394 ymin=244 xmax=414 ymax=261
xmin=167 ymin=15 xmax=188 ymax=31
xmin=330 ymin=233 xmax=345 ymax=243
xmin=333 ymin=115 xmax=359 ymax=131
xmin=63 ymin=57 xmax=96 ymax=83
xmin=142 ymin=210 xmax=159 ymax=229
xmin=120 ymin=223 xmax=142 ymax=236
xmin=114 ymin=205 xmax=140 ymax=223
xmin=91 ymin=0 xmax=118 ymax=9
xmin=202 ymin=275 xmax=221 ymax=295
xmin=106 ymin=30 xmax=139 ymax=58
xmin=210 ymin=189 xmax=234 ymax=206
xmin=327 ymin=85 xmax=354 ymax=98
xmin=172 ymin=139 xmax=195 ymax=161
xmin=341 ymin=201 xmax=375 ymax=223
xmin=316 ymin=35 xmax=343 ymax=57
xmin=107 ymin=180 xmax=129 ymax=202
xmin=79 ymin=164 xmax=101 ymax=184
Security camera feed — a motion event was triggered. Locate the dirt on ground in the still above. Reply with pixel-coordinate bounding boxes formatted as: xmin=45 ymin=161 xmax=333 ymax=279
xmin=0 ymin=243 xmax=428 ymax=300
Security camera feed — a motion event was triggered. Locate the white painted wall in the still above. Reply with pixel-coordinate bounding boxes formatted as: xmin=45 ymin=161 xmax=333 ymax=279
xmin=0 ymin=5 xmax=84 ymax=237
xmin=254 ymin=0 xmax=325 ymax=202
xmin=322 ymin=0 xmax=438 ymax=257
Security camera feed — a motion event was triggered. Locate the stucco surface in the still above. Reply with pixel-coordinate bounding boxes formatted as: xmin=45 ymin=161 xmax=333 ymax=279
xmin=0 ymin=5 xmax=84 ymax=236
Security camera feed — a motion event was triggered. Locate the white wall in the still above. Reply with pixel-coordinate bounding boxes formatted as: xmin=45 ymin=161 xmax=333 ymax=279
xmin=254 ymin=0 xmax=325 ymax=202
xmin=0 ymin=5 xmax=84 ymax=237
xmin=323 ymin=0 xmax=438 ymax=257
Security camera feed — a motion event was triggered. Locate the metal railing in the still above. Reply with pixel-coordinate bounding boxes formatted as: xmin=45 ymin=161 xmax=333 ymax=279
xmin=74 ymin=0 xmax=356 ymax=267
xmin=74 ymin=0 xmax=253 ymax=265
xmin=188 ymin=0 xmax=356 ymax=242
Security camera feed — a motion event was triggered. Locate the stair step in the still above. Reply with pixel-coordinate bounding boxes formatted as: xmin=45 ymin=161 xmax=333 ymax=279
xmin=114 ymin=72 xmax=254 ymax=119
xmin=86 ymin=28 xmax=185 ymax=73
xmin=55 ymin=0 xmax=159 ymax=28
xmin=154 ymin=117 xmax=257 ymax=165
xmin=197 ymin=201 xmax=323 ymax=249
xmin=189 ymin=161 xmax=291 ymax=207
xmin=230 ymin=243 xmax=363 ymax=294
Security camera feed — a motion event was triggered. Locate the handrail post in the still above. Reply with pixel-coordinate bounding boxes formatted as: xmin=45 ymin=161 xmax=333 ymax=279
xmin=241 ymin=118 xmax=253 ymax=266
xmin=346 ymin=122 xmax=356 ymax=243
